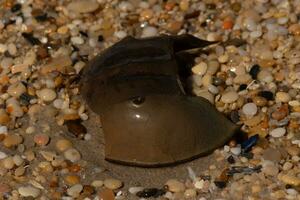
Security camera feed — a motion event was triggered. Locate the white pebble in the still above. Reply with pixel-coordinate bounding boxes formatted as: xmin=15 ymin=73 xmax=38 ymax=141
xmin=0 ymin=126 xmax=7 ymax=134
xmin=67 ymin=184 xmax=83 ymax=197
xmin=192 ymin=62 xmax=207 ymax=76
xmin=270 ymin=127 xmax=286 ymax=138
xmin=71 ymin=36 xmax=84 ymax=45
xmin=194 ymin=179 xmax=204 ymax=189
xmin=114 ymin=31 xmax=127 ymax=39
xmin=141 ymin=26 xmax=158 ymax=38
xmin=37 ymin=88 xmax=57 ymax=102
xmin=129 ymin=187 xmax=144 ymax=194
xmin=0 ymin=151 xmax=7 ymax=159
xmin=18 ymin=186 xmax=40 ymax=198
xmin=64 ymin=148 xmax=81 ymax=162
xmin=258 ymin=70 xmax=273 ymax=83
xmin=230 ymin=146 xmax=241 ymax=155
xmin=13 ymin=155 xmax=24 ymax=166
xmin=208 ymin=84 xmax=219 ymax=94
xmin=242 ymin=103 xmax=258 ymax=116
xmin=221 ymin=91 xmax=239 ymax=103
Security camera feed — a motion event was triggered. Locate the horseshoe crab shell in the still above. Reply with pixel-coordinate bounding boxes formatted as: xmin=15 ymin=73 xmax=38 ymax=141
xmin=81 ymin=34 xmax=239 ymax=167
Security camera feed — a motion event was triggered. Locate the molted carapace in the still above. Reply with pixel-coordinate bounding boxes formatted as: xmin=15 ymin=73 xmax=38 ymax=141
xmin=81 ymin=34 xmax=239 ymax=167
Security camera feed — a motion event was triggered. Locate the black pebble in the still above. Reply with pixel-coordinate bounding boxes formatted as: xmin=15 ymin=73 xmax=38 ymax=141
xmin=35 ymin=13 xmax=48 ymax=22
xmin=98 ymin=35 xmax=104 ymax=42
xmin=214 ymin=181 xmax=227 ymax=189
xmin=22 ymin=33 xmax=41 ymax=45
xmin=212 ymin=77 xmax=224 ymax=86
xmin=227 ymin=155 xmax=235 ymax=164
xmin=249 ymin=64 xmax=260 ymax=79
xmin=239 ymin=84 xmax=247 ymax=91
xmin=136 ymin=188 xmax=166 ymax=198
xmin=258 ymin=90 xmax=274 ymax=100
xmin=229 ymin=110 xmax=240 ymax=124
xmin=11 ymin=3 xmax=22 ymax=12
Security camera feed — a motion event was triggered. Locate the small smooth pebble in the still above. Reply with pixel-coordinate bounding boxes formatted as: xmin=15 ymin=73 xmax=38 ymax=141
xmin=91 ymin=180 xmax=103 ymax=187
xmin=0 ymin=152 xmax=7 ymax=159
xmin=3 ymin=134 xmax=23 ymax=148
xmin=165 ymin=179 xmax=185 ymax=193
xmin=18 ymin=186 xmax=40 ymax=198
xmin=192 ymin=62 xmax=207 ymax=76
xmin=64 ymin=148 xmax=81 ymax=162
xmin=67 ymin=184 xmax=83 ymax=197
xmin=33 ymin=133 xmax=50 ymax=146
xmin=67 ymin=0 xmax=99 ymax=13
xmin=242 ymin=103 xmax=258 ymax=116
xmin=13 ymin=155 xmax=23 ymax=166
xmin=221 ymin=91 xmax=239 ymax=103
xmin=2 ymin=157 xmax=14 ymax=169
xmin=184 ymin=188 xmax=197 ymax=198
xmin=230 ymin=146 xmax=241 ymax=155
xmin=104 ymin=178 xmax=123 ymax=190
xmin=7 ymin=82 xmax=26 ymax=98
xmin=37 ymin=88 xmax=56 ymax=102
xmin=56 ymin=139 xmax=73 ymax=152
xmin=270 ymin=127 xmax=286 ymax=138
xmin=275 ymin=92 xmax=291 ymax=103
xmin=129 ymin=187 xmax=144 ymax=194
xmin=141 ymin=26 xmax=158 ymax=38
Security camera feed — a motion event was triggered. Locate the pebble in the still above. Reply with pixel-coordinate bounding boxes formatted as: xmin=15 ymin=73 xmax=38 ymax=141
xmin=286 ymin=145 xmax=300 ymax=156
xmin=282 ymin=162 xmax=293 ymax=171
xmin=192 ymin=62 xmax=207 ymax=76
xmin=184 ymin=189 xmax=197 ymax=198
xmin=0 ymin=151 xmax=7 ymax=159
xmin=0 ymin=183 xmax=10 ymax=195
xmin=37 ymin=88 xmax=57 ymax=102
xmin=129 ymin=187 xmax=144 ymax=194
xmin=18 ymin=186 xmax=40 ymax=198
xmin=64 ymin=148 xmax=81 ymax=162
xmin=242 ymin=103 xmax=258 ymax=116
xmin=67 ymin=184 xmax=83 ymax=197
xmin=104 ymin=178 xmax=123 ymax=190
xmin=257 ymin=70 xmax=273 ymax=83
xmin=141 ymin=26 xmax=158 ymax=38
xmin=65 ymin=175 xmax=80 ymax=185
xmin=165 ymin=179 xmax=185 ymax=193
xmin=275 ymin=92 xmax=291 ymax=103
xmin=33 ymin=133 xmax=50 ymax=146
xmin=7 ymin=82 xmax=26 ymax=98
xmin=262 ymin=161 xmax=279 ymax=176
xmin=67 ymin=0 xmax=99 ymax=13
xmin=13 ymin=154 xmax=24 ymax=166
xmin=230 ymin=146 xmax=241 ymax=155
xmin=279 ymin=174 xmax=300 ymax=186
xmin=91 ymin=180 xmax=104 ymax=188
xmin=270 ymin=127 xmax=286 ymax=138
xmin=56 ymin=139 xmax=73 ymax=152
xmin=2 ymin=157 xmax=14 ymax=169
xmin=221 ymin=91 xmax=239 ymax=103
xmin=262 ymin=148 xmax=282 ymax=162
xmin=98 ymin=188 xmax=115 ymax=200
xmin=3 ymin=134 xmax=23 ymax=148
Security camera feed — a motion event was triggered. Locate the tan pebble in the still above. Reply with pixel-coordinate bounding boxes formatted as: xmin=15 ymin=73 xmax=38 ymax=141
xmin=67 ymin=184 xmax=83 ymax=197
xmin=34 ymin=133 xmax=50 ymax=146
xmin=0 ymin=183 xmax=11 ymax=194
xmin=7 ymin=82 xmax=26 ymax=98
xmin=233 ymin=74 xmax=252 ymax=84
xmin=2 ymin=157 xmax=14 ymax=169
xmin=289 ymin=24 xmax=300 ymax=35
xmin=271 ymin=190 xmax=286 ymax=199
xmin=166 ymin=21 xmax=182 ymax=33
xmin=184 ymin=188 xmax=197 ymax=198
xmin=243 ymin=115 xmax=262 ymax=127
xmin=0 ymin=109 xmax=10 ymax=125
xmin=57 ymin=26 xmax=69 ymax=34
xmin=24 ymin=150 xmax=35 ymax=161
xmin=202 ymin=74 xmax=212 ymax=87
xmin=179 ymin=0 xmax=189 ymax=11
xmin=3 ymin=134 xmax=23 ymax=148
xmin=104 ymin=178 xmax=123 ymax=190
xmin=282 ymin=162 xmax=293 ymax=171
xmin=38 ymin=161 xmax=53 ymax=173
xmin=56 ymin=139 xmax=73 ymax=152
xmin=15 ymin=166 xmax=25 ymax=176
xmin=91 ymin=180 xmax=103 ymax=187
xmin=286 ymin=145 xmax=300 ymax=156
xmin=67 ymin=0 xmax=99 ymax=13
xmin=253 ymin=96 xmax=267 ymax=106
xmin=65 ymin=175 xmax=80 ymax=185
xmin=37 ymin=88 xmax=56 ymax=102
xmin=251 ymin=185 xmax=261 ymax=193
xmin=165 ymin=179 xmax=185 ymax=193
xmin=140 ymin=9 xmax=153 ymax=20
xmin=221 ymin=91 xmax=239 ymax=103
xmin=275 ymin=92 xmax=291 ymax=103
xmin=191 ymin=62 xmax=207 ymax=76
xmin=13 ymin=155 xmax=24 ymax=166
xmin=64 ymin=148 xmax=81 ymax=162
xmin=98 ymin=188 xmax=115 ymax=200
xmin=279 ymin=174 xmax=300 ymax=186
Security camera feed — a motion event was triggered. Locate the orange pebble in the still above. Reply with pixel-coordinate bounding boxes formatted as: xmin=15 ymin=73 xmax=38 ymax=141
xmin=223 ymin=20 xmax=233 ymax=30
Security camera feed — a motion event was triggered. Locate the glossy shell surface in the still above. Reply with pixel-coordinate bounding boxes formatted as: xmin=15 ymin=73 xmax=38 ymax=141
xmin=81 ymin=34 xmax=238 ymax=167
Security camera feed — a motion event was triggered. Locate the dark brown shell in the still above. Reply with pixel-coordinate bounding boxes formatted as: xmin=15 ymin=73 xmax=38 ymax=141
xmin=81 ymin=34 xmax=238 ymax=167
